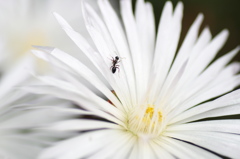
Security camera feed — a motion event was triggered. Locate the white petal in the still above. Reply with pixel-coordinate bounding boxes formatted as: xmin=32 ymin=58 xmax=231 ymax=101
xmin=109 ymin=135 xmax=137 ymax=159
xmin=83 ymin=3 xmax=134 ymax=102
xmin=87 ymin=131 xmax=133 ymax=159
xmin=162 ymin=14 xmax=204 ymax=98
xmin=54 ymin=12 xmax=133 ymax=110
xmin=183 ymin=29 xmax=229 ymax=82
xmin=97 ymin=0 xmax=133 ymax=62
xmin=165 ymin=47 xmax=240 ymax=118
xmin=168 ymin=27 xmax=212 ymax=103
xmin=170 ymin=89 xmax=240 ymax=124
xmin=43 ymin=119 xmax=122 ymax=131
xmin=164 ymin=131 xmax=240 ymax=158
xmin=0 ymin=108 xmax=69 ymax=129
xmin=168 ymin=74 xmax=240 ymax=122
xmin=0 ymin=136 xmax=43 ymax=159
xmin=0 ymin=57 xmax=33 ymax=98
xmin=167 ymin=120 xmax=240 ymax=134
xmin=161 ymin=136 xmax=221 ymax=159
xmin=53 ymin=13 xmax=108 ymax=80
xmin=138 ymin=140 xmax=157 ymax=159
xmin=120 ymin=0 xmax=146 ymax=102
xmin=136 ymin=0 xmax=155 ymax=76
xmin=158 ymin=136 xmax=220 ymax=159
xmin=150 ymin=2 xmax=183 ymax=103
xmin=128 ymin=141 xmax=139 ymax=159
xmin=39 ymin=129 xmax=119 ymax=159
xmin=190 ymin=46 xmax=239 ymax=91
xmin=185 ymin=27 xmax=212 ymax=70
xmin=98 ymin=0 xmax=137 ymax=106
xmin=150 ymin=139 xmax=176 ymax=159
xmin=24 ymin=84 xmax=125 ymax=127
xmin=49 ymin=48 xmax=123 ymax=110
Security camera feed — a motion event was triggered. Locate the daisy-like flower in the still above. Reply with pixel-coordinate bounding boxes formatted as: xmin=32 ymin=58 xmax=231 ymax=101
xmin=31 ymin=0 xmax=240 ymax=158
xmin=0 ymin=0 xmax=101 ymax=73
xmin=0 ymin=58 xmax=75 ymax=159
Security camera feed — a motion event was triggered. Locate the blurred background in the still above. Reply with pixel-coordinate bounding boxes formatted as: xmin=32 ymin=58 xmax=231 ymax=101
xmin=130 ymin=0 xmax=240 ymax=62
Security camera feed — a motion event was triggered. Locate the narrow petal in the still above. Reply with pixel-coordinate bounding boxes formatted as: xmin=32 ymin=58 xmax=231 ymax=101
xmin=167 ymin=120 xmax=240 ymax=134
xmin=150 ymin=139 xmax=176 ymax=159
xmin=162 ymin=14 xmax=204 ymax=99
xmin=35 ymin=48 xmax=124 ymax=110
xmin=24 ymin=84 xmax=125 ymax=127
xmin=120 ymin=0 xmax=146 ymax=102
xmin=43 ymin=119 xmax=122 ymax=131
xmin=39 ymin=129 xmax=121 ymax=159
xmin=135 ymin=0 xmax=155 ymax=80
xmin=0 ymin=57 xmax=33 ymax=98
xmin=161 ymin=137 xmax=221 ymax=159
xmin=164 ymin=131 xmax=240 ymax=158
xmin=87 ymin=131 xmax=134 ymax=159
xmin=150 ymin=2 xmax=183 ymax=103
xmin=54 ymin=12 xmax=133 ymax=110
xmin=183 ymin=29 xmax=229 ymax=81
xmin=170 ymin=89 xmax=240 ymax=124
xmin=98 ymin=0 xmax=137 ymax=105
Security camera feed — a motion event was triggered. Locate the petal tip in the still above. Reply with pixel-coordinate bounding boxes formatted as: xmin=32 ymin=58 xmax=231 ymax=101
xmin=176 ymin=1 xmax=184 ymax=9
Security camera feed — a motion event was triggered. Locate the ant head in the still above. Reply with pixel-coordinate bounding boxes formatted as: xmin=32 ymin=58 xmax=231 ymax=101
xmin=115 ymin=56 xmax=119 ymax=60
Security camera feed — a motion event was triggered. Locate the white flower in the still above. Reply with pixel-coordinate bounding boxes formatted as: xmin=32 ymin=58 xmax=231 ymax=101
xmin=0 ymin=58 xmax=75 ymax=159
xmin=0 ymin=1 xmax=102 ymax=158
xmin=0 ymin=0 xmax=100 ymax=72
xmin=32 ymin=0 xmax=240 ymax=158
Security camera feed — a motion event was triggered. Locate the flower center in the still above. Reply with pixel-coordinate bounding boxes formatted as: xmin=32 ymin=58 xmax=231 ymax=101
xmin=127 ymin=104 xmax=165 ymax=138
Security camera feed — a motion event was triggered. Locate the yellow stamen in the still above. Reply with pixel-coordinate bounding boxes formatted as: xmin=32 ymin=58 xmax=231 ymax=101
xmin=127 ymin=104 xmax=164 ymax=137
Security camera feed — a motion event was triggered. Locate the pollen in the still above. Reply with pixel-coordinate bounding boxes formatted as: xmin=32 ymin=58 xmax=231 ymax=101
xmin=143 ymin=105 xmax=162 ymax=123
xmin=127 ymin=104 xmax=164 ymax=137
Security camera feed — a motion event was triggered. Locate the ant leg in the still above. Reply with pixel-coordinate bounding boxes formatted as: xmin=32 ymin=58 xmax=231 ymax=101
xmin=118 ymin=68 xmax=120 ymax=74
xmin=117 ymin=66 xmax=120 ymax=73
xmin=108 ymin=56 xmax=114 ymax=60
xmin=107 ymin=56 xmax=114 ymax=62
xmin=117 ymin=67 xmax=121 ymax=78
xmin=114 ymin=65 xmax=120 ymax=74
xmin=116 ymin=59 xmax=121 ymax=64
xmin=118 ymin=57 xmax=126 ymax=63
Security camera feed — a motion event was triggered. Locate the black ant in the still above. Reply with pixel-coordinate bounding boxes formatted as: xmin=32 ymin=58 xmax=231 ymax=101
xmin=110 ymin=56 xmax=120 ymax=74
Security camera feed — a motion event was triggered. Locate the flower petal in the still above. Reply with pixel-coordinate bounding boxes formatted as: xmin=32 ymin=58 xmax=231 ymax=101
xmin=164 ymin=131 xmax=240 ymax=158
xmin=149 ymin=2 xmax=183 ymax=103
xmin=170 ymin=89 xmax=240 ymax=124
xmin=167 ymin=120 xmax=240 ymax=134
xmin=161 ymin=137 xmax=221 ymax=159
xmin=39 ymin=129 xmax=130 ymax=159
xmin=98 ymin=0 xmax=137 ymax=105
xmin=42 ymin=119 xmax=122 ymax=131
xmin=157 ymin=14 xmax=204 ymax=104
